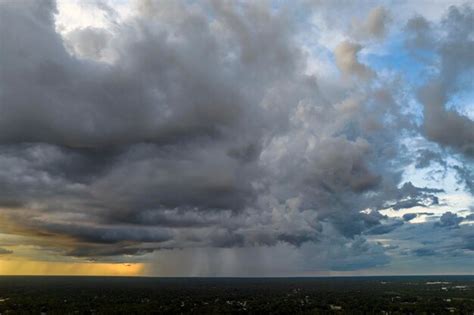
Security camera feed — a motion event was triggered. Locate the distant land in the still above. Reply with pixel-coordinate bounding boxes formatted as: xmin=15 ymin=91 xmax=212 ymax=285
xmin=0 ymin=275 xmax=473 ymax=314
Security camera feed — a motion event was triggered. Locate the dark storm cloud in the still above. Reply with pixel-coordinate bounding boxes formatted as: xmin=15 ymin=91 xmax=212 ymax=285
xmin=0 ymin=0 xmax=312 ymax=258
xmin=0 ymin=0 xmax=467 ymax=271
xmin=90 ymin=143 xmax=259 ymax=214
xmin=34 ymin=221 xmax=173 ymax=244
xmin=0 ymin=0 xmax=281 ymax=148
xmin=0 ymin=0 xmax=270 ymax=205
xmin=67 ymin=246 xmax=154 ymax=258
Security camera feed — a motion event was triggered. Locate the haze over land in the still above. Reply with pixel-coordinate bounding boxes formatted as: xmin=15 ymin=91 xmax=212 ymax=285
xmin=0 ymin=0 xmax=473 ymax=276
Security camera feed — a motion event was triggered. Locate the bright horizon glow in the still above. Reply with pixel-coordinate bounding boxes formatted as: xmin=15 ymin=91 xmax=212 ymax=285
xmin=0 ymin=260 xmax=145 ymax=276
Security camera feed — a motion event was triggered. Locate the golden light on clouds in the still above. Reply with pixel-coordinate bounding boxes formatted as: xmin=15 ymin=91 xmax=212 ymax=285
xmin=0 ymin=260 xmax=146 ymax=276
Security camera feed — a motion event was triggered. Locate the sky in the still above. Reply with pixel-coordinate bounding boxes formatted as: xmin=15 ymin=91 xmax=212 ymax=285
xmin=0 ymin=0 xmax=472 ymax=277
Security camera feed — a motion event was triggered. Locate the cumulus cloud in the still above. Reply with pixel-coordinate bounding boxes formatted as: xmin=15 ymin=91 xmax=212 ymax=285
xmin=435 ymin=211 xmax=463 ymax=228
xmin=352 ymin=6 xmax=391 ymax=40
xmin=404 ymin=15 xmax=434 ymax=50
xmin=418 ymin=82 xmax=474 ymax=157
xmin=410 ymin=5 xmax=474 ymax=157
xmin=334 ymin=41 xmax=375 ymax=80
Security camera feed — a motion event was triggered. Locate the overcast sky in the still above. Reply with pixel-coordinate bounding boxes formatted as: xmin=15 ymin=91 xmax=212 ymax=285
xmin=0 ymin=0 xmax=473 ymax=276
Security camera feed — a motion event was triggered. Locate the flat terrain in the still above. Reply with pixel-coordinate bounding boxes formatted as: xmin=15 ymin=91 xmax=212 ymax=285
xmin=0 ymin=276 xmax=473 ymax=314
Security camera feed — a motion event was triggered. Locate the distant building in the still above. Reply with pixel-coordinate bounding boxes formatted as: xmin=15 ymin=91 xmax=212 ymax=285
xmin=330 ymin=304 xmax=343 ymax=311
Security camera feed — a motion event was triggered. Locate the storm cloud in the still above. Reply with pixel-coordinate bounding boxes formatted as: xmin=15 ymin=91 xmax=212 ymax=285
xmin=0 ymin=0 xmax=472 ymax=275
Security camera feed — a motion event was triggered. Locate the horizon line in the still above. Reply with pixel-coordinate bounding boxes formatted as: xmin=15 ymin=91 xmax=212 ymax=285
xmin=1 ymin=274 xmax=474 ymax=278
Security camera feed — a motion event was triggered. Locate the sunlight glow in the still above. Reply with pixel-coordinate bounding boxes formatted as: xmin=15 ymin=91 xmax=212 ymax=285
xmin=0 ymin=260 xmax=145 ymax=276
